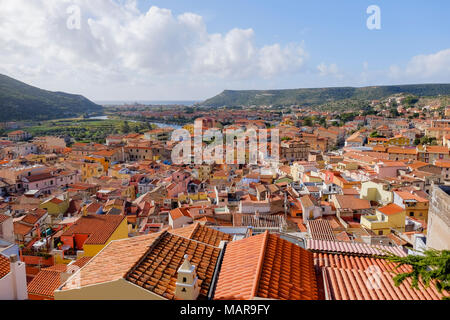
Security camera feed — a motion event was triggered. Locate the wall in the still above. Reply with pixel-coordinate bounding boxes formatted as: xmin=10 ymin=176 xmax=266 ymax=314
xmin=0 ymin=260 xmax=27 ymax=300
xmin=54 ymin=278 xmax=166 ymax=300
xmin=427 ymin=186 xmax=450 ymax=250
xmin=83 ymin=218 xmax=129 ymax=257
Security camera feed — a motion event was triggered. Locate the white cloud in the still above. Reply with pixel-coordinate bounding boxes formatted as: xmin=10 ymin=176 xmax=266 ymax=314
xmin=0 ymin=0 xmax=309 ymax=99
xmin=389 ymin=48 xmax=450 ymax=81
xmin=317 ymin=63 xmax=339 ymax=76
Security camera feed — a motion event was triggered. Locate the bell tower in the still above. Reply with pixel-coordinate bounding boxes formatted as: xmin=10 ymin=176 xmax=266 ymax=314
xmin=175 ymin=254 xmax=200 ymax=300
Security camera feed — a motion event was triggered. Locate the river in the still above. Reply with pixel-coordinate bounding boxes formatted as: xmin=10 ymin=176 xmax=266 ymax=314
xmin=89 ymin=116 xmax=182 ymax=130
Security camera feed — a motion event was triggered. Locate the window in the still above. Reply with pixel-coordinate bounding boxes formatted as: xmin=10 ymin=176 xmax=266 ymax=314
xmin=183 ymin=277 xmax=187 ymax=283
xmin=378 ymin=231 xmax=383 ymax=235
xmin=410 ymin=212 xmax=414 ymax=217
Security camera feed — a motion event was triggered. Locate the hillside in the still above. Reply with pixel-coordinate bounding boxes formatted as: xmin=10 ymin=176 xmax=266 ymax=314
xmin=201 ymin=84 xmax=450 ymax=108
xmin=0 ymin=74 xmax=102 ymax=121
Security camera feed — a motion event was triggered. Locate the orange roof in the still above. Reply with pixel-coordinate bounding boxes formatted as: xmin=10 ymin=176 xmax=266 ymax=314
xmin=126 ymin=232 xmax=221 ymax=299
xmin=214 ymin=231 xmax=318 ymax=300
xmin=387 ymin=147 xmax=417 ymax=155
xmin=434 ymin=160 xmax=450 ymax=168
xmin=395 ymin=191 xmax=429 ymax=203
xmin=169 ymin=208 xmax=191 ymax=220
xmin=169 ymin=223 xmax=232 ymax=247
xmin=62 ymin=215 xmax=125 ymax=245
xmin=0 ymin=254 xmax=10 ymax=279
xmin=323 ymin=266 xmax=446 ymax=300
xmin=424 ymin=146 xmax=449 ymax=154
xmin=61 ymin=233 xmax=161 ymax=291
xmin=377 ymin=203 xmax=404 ymax=216
xmin=27 ymin=269 xmax=61 ymax=298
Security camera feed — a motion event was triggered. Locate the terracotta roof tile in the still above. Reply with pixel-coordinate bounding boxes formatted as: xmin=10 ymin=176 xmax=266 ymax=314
xmin=308 ymin=220 xmax=337 ymax=241
xmin=27 ymin=270 xmax=63 ymax=298
xmin=60 ymin=233 xmax=162 ymax=290
xmin=307 ymin=239 xmax=407 ymax=257
xmin=0 ymin=254 xmax=10 ymax=279
xmin=323 ymin=266 xmax=447 ymax=300
xmin=126 ymin=232 xmax=220 ymax=299
xmin=170 ymin=223 xmax=233 ymax=247
xmin=62 ymin=215 xmax=125 ymax=245
xmin=214 ymin=232 xmax=319 ymax=300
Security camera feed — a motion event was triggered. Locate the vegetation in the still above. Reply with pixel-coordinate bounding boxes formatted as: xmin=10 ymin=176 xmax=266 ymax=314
xmin=0 ymin=73 xmax=102 ymax=121
xmin=380 ymin=250 xmax=449 ymax=300
xmin=414 ymin=136 xmax=438 ymax=146
xmin=22 ymin=118 xmax=154 ymax=144
xmin=201 ymin=84 xmax=450 ymax=108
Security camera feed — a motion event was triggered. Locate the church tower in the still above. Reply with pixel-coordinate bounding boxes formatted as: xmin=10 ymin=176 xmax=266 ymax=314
xmin=175 ymin=254 xmax=200 ymax=300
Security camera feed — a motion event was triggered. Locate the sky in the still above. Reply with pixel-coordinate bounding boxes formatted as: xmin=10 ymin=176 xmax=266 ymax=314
xmin=0 ymin=0 xmax=449 ymax=101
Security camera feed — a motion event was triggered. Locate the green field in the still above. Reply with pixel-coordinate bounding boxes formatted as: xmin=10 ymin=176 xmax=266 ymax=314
xmin=20 ymin=118 xmax=153 ymax=144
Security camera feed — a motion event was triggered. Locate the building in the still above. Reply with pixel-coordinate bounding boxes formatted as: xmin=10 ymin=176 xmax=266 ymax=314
xmin=393 ymin=191 xmax=429 ymax=221
xmin=360 ymin=203 xmax=406 ymax=235
xmin=427 ymin=185 xmax=450 ymax=250
xmin=59 ymin=215 xmax=128 ymax=257
xmin=0 ymin=254 xmax=27 ymax=300
xmin=7 ymin=130 xmax=31 ymax=142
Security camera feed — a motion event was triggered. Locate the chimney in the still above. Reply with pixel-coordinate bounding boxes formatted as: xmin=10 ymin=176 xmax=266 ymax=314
xmin=9 ymin=254 xmax=27 ymax=300
xmin=175 ymin=255 xmax=200 ymax=300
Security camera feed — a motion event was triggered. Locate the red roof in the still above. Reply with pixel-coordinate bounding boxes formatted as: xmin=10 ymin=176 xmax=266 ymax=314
xmin=62 ymin=215 xmax=125 ymax=245
xmin=214 ymin=231 xmax=319 ymax=300
xmin=0 ymin=254 xmax=10 ymax=279
xmin=378 ymin=203 xmax=404 ymax=216
xmin=307 ymin=239 xmax=407 ymax=257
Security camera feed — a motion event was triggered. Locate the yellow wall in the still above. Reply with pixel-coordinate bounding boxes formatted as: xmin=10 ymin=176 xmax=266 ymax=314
xmin=83 ymin=218 xmax=129 ymax=257
xmin=404 ymin=202 xmax=429 ymax=221
xmin=361 ymin=210 xmax=406 ymax=235
xmin=54 ymin=278 xmax=166 ymax=300
xmin=39 ymin=198 xmax=69 ymax=217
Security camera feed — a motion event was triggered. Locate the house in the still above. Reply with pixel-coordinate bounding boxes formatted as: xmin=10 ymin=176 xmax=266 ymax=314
xmin=0 ymin=214 xmax=14 ymax=243
xmin=7 ymin=130 xmax=31 ymax=142
xmin=417 ymin=145 xmax=450 ymax=163
xmin=331 ymin=195 xmax=372 ymax=222
xmin=54 ymin=230 xmax=224 ymax=300
xmin=360 ymin=203 xmax=406 ymax=235
xmin=59 ymin=215 xmax=128 ymax=257
xmin=300 ymin=195 xmax=322 ymax=221
xmin=360 ymin=180 xmax=394 ymax=205
xmin=27 ymin=257 xmax=91 ymax=300
xmin=169 ymin=208 xmax=193 ymax=229
xmin=374 ymin=161 xmax=408 ymax=179
xmin=345 ymin=132 xmax=365 ymax=147
xmin=393 ymin=191 xmax=429 ymax=221
xmin=39 ymin=195 xmax=70 ymax=219
xmin=0 ymin=254 xmax=27 ymax=300
xmin=214 ymin=231 xmax=319 ymax=300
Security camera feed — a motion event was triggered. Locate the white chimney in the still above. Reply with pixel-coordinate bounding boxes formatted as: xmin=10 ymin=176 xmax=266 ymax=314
xmin=9 ymin=254 xmax=27 ymax=300
xmin=174 ymin=255 xmax=200 ymax=300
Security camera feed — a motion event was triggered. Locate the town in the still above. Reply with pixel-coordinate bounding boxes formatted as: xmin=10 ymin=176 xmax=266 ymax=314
xmin=0 ymin=96 xmax=449 ymax=301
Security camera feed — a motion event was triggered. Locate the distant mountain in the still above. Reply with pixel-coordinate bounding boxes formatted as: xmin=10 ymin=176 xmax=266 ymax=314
xmin=201 ymin=84 xmax=450 ymax=108
xmin=0 ymin=74 xmax=102 ymax=121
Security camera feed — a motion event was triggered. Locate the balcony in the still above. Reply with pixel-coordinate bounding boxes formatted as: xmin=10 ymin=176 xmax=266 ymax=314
xmin=360 ymin=215 xmax=390 ymax=230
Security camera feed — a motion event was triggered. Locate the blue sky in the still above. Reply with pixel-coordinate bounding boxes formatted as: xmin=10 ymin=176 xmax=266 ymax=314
xmin=0 ymin=0 xmax=449 ymax=100
xmin=139 ymin=0 xmax=449 ymax=76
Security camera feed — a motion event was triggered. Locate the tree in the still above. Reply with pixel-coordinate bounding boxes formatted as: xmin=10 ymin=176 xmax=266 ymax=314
xmin=303 ymin=117 xmax=313 ymax=127
xmin=380 ymin=249 xmax=449 ymax=300
xmin=121 ymin=121 xmax=130 ymax=134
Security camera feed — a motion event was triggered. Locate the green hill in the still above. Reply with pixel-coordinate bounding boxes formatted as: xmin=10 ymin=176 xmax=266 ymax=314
xmin=201 ymin=84 xmax=450 ymax=108
xmin=0 ymin=74 xmax=102 ymax=121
